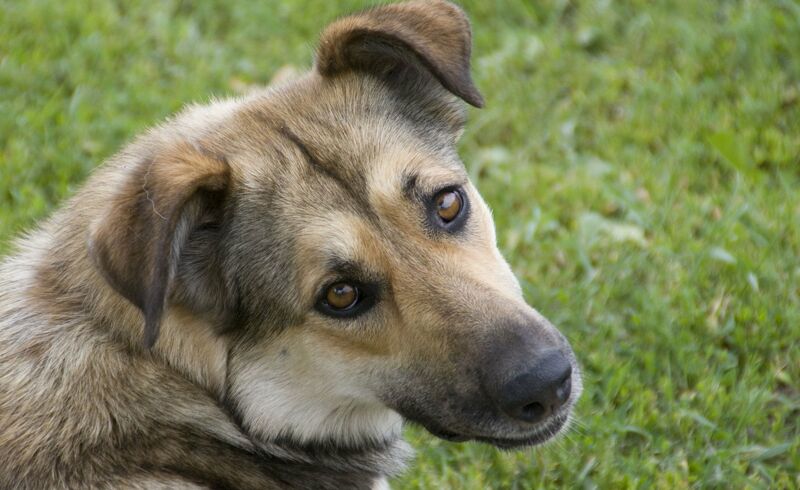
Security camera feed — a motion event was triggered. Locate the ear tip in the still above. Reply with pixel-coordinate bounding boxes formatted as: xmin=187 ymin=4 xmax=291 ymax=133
xmin=449 ymin=72 xmax=485 ymax=108
xmin=142 ymin=331 xmax=158 ymax=349
xmin=142 ymin=316 xmax=161 ymax=349
xmin=316 ymin=1 xmax=484 ymax=108
xmin=464 ymin=89 xmax=485 ymax=108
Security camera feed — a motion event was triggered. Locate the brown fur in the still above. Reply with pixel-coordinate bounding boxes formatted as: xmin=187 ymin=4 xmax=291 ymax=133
xmin=0 ymin=1 xmax=580 ymax=488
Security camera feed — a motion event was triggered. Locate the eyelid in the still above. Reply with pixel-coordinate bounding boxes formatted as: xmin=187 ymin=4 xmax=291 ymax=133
xmin=412 ymin=182 xmax=467 ymax=205
xmin=320 ymin=260 xmax=379 ymax=285
xmin=404 ymin=170 xmax=468 ymax=200
xmin=430 ymin=178 xmax=468 ymax=194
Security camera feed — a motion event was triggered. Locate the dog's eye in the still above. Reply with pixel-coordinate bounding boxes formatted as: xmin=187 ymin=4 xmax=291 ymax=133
xmin=427 ymin=186 xmax=469 ymax=233
xmin=316 ymin=280 xmax=376 ymax=318
xmin=435 ymin=189 xmax=463 ymax=223
xmin=325 ymin=282 xmax=359 ymax=310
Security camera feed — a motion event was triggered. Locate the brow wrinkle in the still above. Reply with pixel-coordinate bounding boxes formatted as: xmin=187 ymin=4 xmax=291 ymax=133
xmin=401 ymin=172 xmax=419 ymax=199
xmin=278 ymin=125 xmax=324 ymax=169
xmin=278 ymin=125 xmax=378 ymax=221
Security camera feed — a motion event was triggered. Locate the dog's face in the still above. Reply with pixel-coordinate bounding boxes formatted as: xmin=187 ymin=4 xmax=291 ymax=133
xmin=88 ymin=0 xmax=580 ymax=452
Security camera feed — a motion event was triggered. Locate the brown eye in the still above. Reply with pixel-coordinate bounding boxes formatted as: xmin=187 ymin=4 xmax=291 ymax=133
xmin=435 ymin=189 xmax=462 ymax=223
xmin=325 ymin=283 xmax=359 ymax=310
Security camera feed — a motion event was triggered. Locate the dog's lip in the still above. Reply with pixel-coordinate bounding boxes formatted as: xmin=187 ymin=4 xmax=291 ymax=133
xmin=472 ymin=413 xmax=569 ymax=449
xmin=426 ymin=427 xmax=472 ymax=442
xmin=423 ymin=412 xmax=570 ymax=448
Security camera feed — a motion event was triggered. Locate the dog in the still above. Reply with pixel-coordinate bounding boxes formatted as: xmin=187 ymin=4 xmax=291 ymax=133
xmin=0 ymin=1 xmax=581 ymax=488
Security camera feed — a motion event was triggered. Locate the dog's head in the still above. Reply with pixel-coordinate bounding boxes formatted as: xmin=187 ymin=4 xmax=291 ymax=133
xmin=88 ymin=0 xmax=580 ymax=452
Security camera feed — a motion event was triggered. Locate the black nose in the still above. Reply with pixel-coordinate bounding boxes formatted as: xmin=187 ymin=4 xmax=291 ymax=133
xmin=498 ymin=349 xmax=572 ymax=424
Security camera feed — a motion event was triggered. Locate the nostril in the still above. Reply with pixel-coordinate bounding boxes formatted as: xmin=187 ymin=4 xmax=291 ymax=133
xmin=520 ymin=402 xmax=545 ymax=422
xmin=555 ymin=371 xmax=572 ymax=404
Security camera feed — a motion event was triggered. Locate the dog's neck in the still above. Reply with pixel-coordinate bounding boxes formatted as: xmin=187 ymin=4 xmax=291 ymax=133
xmin=156 ymin=309 xmax=413 ymax=487
xmin=253 ymin=433 xmax=412 ymax=482
xmin=216 ymin=381 xmax=412 ymax=485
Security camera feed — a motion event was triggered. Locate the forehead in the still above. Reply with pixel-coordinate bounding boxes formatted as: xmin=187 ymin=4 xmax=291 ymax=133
xmin=287 ymin=138 xmax=468 ymax=297
xmin=232 ymin=74 xmax=471 ymax=296
xmin=250 ymin=72 xmax=466 ymax=182
xmin=258 ymin=74 xmax=469 ymax=214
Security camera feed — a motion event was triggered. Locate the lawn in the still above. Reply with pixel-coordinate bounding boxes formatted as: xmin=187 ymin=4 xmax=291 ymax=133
xmin=1 ymin=0 xmax=798 ymax=488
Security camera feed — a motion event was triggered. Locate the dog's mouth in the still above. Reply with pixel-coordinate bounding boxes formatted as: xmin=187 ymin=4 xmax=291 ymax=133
xmin=421 ymin=410 xmax=571 ymax=449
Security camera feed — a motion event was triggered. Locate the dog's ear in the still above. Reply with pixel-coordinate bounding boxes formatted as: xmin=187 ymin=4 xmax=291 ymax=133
xmin=315 ymin=0 xmax=484 ymax=108
xmin=88 ymin=142 xmax=230 ymax=348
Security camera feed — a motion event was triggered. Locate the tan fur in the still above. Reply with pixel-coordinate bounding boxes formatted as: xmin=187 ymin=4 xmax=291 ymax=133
xmin=0 ymin=1 xmax=580 ymax=488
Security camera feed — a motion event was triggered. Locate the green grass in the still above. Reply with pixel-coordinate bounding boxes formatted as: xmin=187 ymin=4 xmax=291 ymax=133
xmin=2 ymin=0 xmax=798 ymax=487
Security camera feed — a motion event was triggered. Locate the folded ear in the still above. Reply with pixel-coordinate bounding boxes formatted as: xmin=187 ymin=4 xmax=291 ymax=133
xmin=88 ymin=142 xmax=230 ymax=348
xmin=315 ymin=0 xmax=484 ymax=108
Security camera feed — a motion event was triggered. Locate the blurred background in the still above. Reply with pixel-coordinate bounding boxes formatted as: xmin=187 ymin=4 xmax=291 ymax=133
xmin=1 ymin=0 xmax=798 ymax=487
